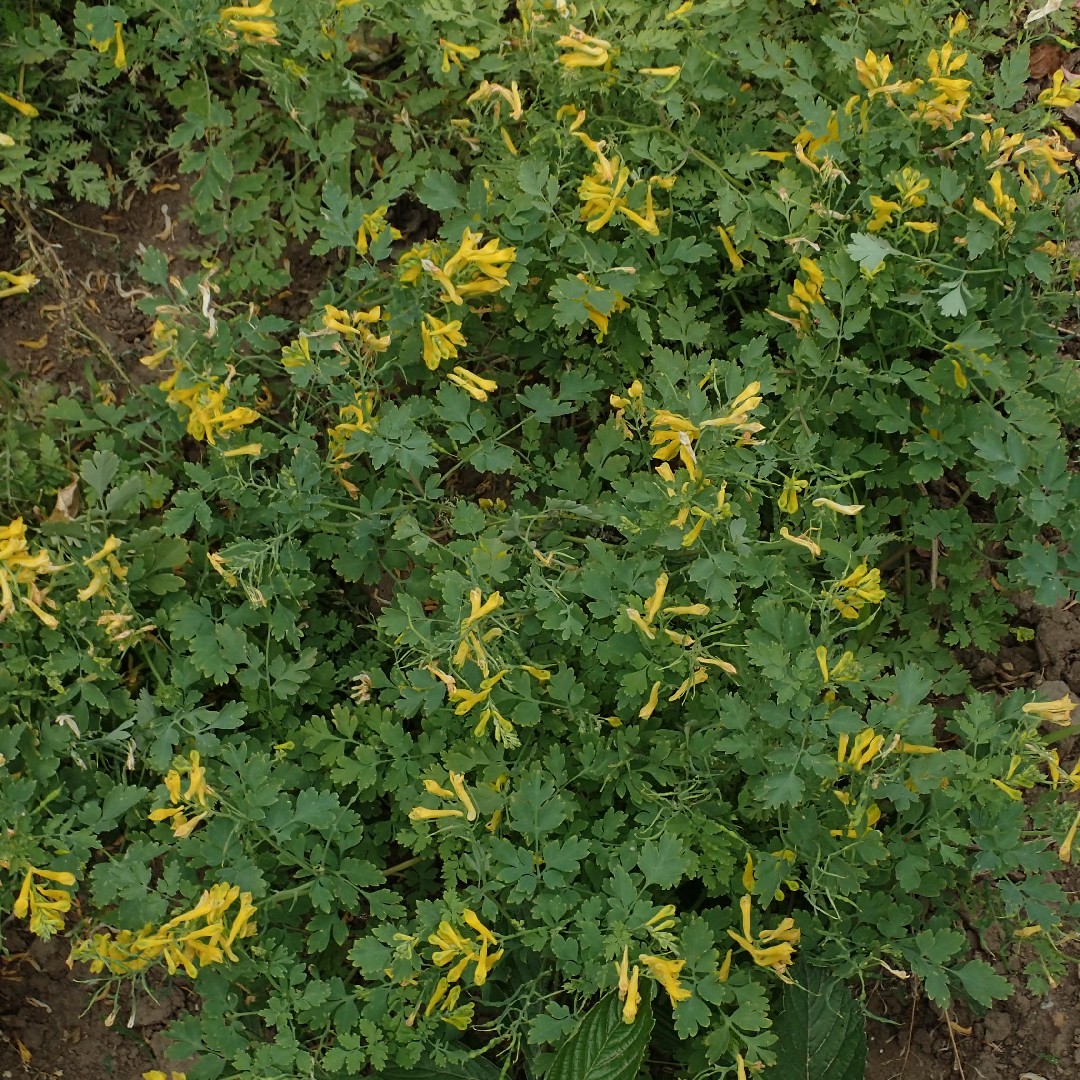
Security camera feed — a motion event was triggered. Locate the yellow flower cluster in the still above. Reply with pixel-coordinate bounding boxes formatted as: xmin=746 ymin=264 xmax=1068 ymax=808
xmin=576 ymin=273 xmax=629 ymax=339
xmin=148 ymin=751 xmax=213 ymax=838
xmin=770 ymin=257 xmax=824 ymax=334
xmin=79 ymin=536 xmax=127 ymax=603
xmin=828 ymin=563 xmax=886 ymax=619
xmin=725 ymin=894 xmax=800 ymax=982
xmin=323 ymin=304 xmax=391 ymax=353
xmin=615 ymin=946 xmax=692 ymax=1023
xmin=14 ymin=866 xmax=77 ymax=939
xmin=402 ymin=228 xmax=516 ymax=306
xmin=556 ymin=27 xmax=611 ymax=69
xmin=0 ymin=518 xmax=64 ymax=627
xmin=328 ymin=391 xmax=376 ymax=462
xmin=972 ymin=170 xmax=1018 ymax=229
xmin=409 ymin=772 xmax=478 ymax=822
xmin=72 ymin=882 xmax=256 ymax=978
xmin=425 ymin=911 xmax=502 ymax=1029
xmin=421 ymin=314 xmax=466 ymax=370
xmin=0 ymin=268 xmax=38 ymax=299
xmin=451 ymin=587 xmax=504 ymax=674
xmin=159 ymin=368 xmax=260 ymax=445
xmin=610 ymin=378 xmax=644 ymax=437
xmin=220 ymin=0 xmax=277 ymax=43
xmin=355 ymin=205 xmax=401 ymax=255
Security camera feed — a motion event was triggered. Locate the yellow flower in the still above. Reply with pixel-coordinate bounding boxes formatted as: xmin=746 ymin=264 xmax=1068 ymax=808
xmin=0 ymin=269 xmax=39 ymax=299
xmin=219 ymin=0 xmax=277 ymax=42
xmin=894 ymin=166 xmax=930 ymax=208
xmin=446 ymin=366 xmax=497 ymax=400
xmin=727 ymin=895 xmax=800 ymax=981
xmin=1022 ymin=694 xmax=1075 ymax=727
xmin=428 ymin=913 xmax=503 ymax=986
xmin=439 ymin=39 xmax=480 ymax=73
xmin=323 ymin=304 xmax=390 ymax=352
xmin=1059 ymin=809 xmax=1080 ymax=863
xmin=409 ymin=806 xmax=464 ymax=821
xmin=816 ymin=646 xmax=858 ymax=685
xmin=639 ymin=953 xmax=692 ymax=1007
xmin=466 ymin=80 xmax=524 ymax=121
xmin=638 ymin=680 xmax=662 ymax=720
xmin=779 ymin=527 xmax=821 ymax=557
xmin=355 ymin=205 xmax=402 ymax=255
xmin=556 ymin=27 xmax=611 ymax=69
xmin=421 ymin=314 xmax=466 ymax=371
xmin=622 ymin=962 xmax=641 ymax=1023
xmin=1039 ymin=70 xmax=1080 ymax=109
xmin=837 ymin=728 xmax=885 ymax=771
xmin=13 ymin=866 xmax=77 ymax=939
xmin=0 ymin=92 xmax=38 ymax=118
xmin=651 ymin=411 xmax=701 ymax=481
xmin=777 ymin=475 xmax=808 ymax=514
xmin=812 ymin=497 xmax=864 ymax=515
xmin=829 ymin=563 xmax=886 ymax=619
xmin=715 ymin=225 xmax=745 ymax=272
xmin=639 ymin=66 xmax=681 ymax=78
xmin=88 ymin=21 xmax=127 ymax=69
xmin=449 ymin=670 xmax=507 ymax=715
xmin=867 ymin=195 xmax=901 ymax=233
xmin=143 ymin=1072 xmax=186 ymax=1080
xmin=148 ymin=751 xmax=214 ymax=837
xmin=0 ymin=518 xmax=64 ymax=625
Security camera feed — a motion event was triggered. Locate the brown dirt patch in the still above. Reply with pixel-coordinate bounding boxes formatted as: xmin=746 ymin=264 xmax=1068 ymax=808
xmin=0 ymin=933 xmax=187 ymax=1080
xmin=0 ymin=177 xmax=195 ymax=390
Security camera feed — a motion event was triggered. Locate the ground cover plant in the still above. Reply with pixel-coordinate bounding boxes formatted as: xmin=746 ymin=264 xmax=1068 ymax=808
xmin=2 ymin=0 xmax=1080 ymax=1077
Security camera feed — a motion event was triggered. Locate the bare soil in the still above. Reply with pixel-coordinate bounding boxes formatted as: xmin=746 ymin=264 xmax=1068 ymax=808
xmin=0 ymin=932 xmax=188 ymax=1080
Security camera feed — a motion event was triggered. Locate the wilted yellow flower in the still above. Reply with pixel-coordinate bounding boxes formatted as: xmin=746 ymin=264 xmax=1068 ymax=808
xmin=779 ymin=526 xmax=821 ymax=557
xmin=466 ymin=79 xmax=524 ymax=121
xmin=812 ymin=497 xmax=864 ymax=515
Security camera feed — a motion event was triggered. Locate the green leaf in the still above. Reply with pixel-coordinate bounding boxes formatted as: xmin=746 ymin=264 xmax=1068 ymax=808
xmin=936 ymin=280 xmax=968 ymax=318
xmin=844 ymin=233 xmax=893 ymax=272
xmin=377 ymin=1060 xmax=501 ymax=1080
xmin=548 ymin=988 xmax=654 ymax=1080
xmin=769 ymin=963 xmax=865 ymax=1080
xmin=956 ymin=959 xmax=1012 ymax=1009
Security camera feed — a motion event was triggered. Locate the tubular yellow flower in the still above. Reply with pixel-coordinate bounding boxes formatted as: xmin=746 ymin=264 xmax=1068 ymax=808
xmin=1039 ymin=70 xmax=1080 ymax=109
xmin=812 ymin=497 xmax=864 ymax=515
xmin=356 ymin=205 xmax=402 ymax=255
xmin=440 ymin=39 xmax=480 ymax=73
xmin=461 ymin=587 xmax=503 ymax=630
xmin=651 ymin=411 xmax=701 ymax=481
xmin=220 ymin=0 xmax=277 ymax=41
xmin=639 ymin=680 xmax=662 ymax=720
xmin=0 ymin=270 xmax=39 ymax=299
xmin=446 ymin=366 xmax=498 ymax=401
xmin=639 ymin=953 xmax=692 ymax=1007
xmin=623 ymin=963 xmax=641 ymax=1023
xmin=777 ymin=475 xmax=808 ymax=514
xmin=557 ymin=27 xmax=611 ymax=69
xmin=830 ymin=564 xmax=886 ymax=619
xmin=867 ymin=196 xmax=901 ymax=233
xmin=0 ymin=92 xmax=38 ymax=118
xmin=643 ymin=573 xmax=669 ymax=624
xmin=1060 ymin=809 xmax=1080 ymax=863
xmin=449 ymin=772 xmax=478 ymax=822
xmin=838 ymin=728 xmax=885 ymax=770
xmin=421 ymin=314 xmax=466 ymax=371
xmin=715 ymin=225 xmax=745 ymax=271
xmin=639 ymin=66 xmax=681 ymax=78
xmin=409 ymin=806 xmax=465 ymax=821
xmin=1022 ymin=695 xmax=1075 ymax=726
